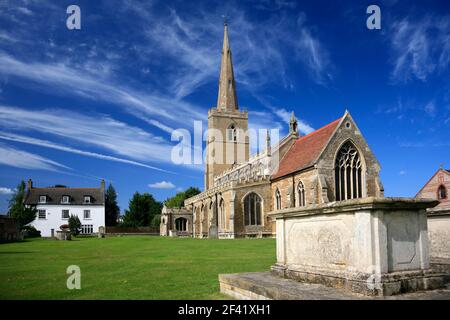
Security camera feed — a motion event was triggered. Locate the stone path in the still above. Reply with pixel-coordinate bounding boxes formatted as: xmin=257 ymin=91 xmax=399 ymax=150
xmin=219 ymin=272 xmax=450 ymax=300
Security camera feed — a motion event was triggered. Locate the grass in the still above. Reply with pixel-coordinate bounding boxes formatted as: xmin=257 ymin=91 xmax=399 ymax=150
xmin=0 ymin=236 xmax=275 ymax=299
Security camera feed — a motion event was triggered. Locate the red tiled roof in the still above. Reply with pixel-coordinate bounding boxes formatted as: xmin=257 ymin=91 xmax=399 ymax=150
xmin=271 ymin=117 xmax=341 ymax=180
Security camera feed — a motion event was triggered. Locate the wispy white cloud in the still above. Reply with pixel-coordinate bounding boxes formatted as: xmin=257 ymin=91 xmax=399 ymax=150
xmin=148 ymin=181 xmax=176 ymax=189
xmin=0 ymin=187 xmax=15 ymax=195
xmin=424 ymin=100 xmax=436 ymax=116
xmin=0 ymin=131 xmax=171 ymax=173
xmin=271 ymin=107 xmax=315 ymax=134
xmin=0 ymin=54 xmax=204 ymax=126
xmin=389 ymin=15 xmax=450 ymax=83
xmin=0 ymin=105 xmax=178 ymax=170
xmin=0 ymin=143 xmax=69 ymax=172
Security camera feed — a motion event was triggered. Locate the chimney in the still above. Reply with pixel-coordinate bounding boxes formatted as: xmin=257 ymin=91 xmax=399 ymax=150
xmin=100 ymin=179 xmax=105 ymax=191
xmin=27 ymin=179 xmax=33 ymax=190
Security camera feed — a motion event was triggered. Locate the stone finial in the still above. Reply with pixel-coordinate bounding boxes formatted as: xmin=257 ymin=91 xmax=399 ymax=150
xmin=266 ymin=129 xmax=271 ymax=156
xmin=289 ymin=111 xmax=298 ymax=135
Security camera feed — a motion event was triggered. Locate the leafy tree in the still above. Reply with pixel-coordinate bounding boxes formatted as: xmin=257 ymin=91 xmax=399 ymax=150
xmin=164 ymin=191 xmax=185 ymax=208
xmin=164 ymin=187 xmax=201 ymax=208
xmin=68 ymin=215 xmax=82 ymax=236
xmin=8 ymin=180 xmax=37 ymax=229
xmin=184 ymin=187 xmax=201 ymax=199
xmin=150 ymin=214 xmax=161 ymax=228
xmin=123 ymin=192 xmax=162 ymax=227
xmin=105 ymin=183 xmax=120 ymax=226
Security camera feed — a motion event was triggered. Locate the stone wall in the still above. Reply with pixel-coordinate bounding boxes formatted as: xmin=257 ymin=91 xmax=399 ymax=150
xmin=269 ymin=197 xmax=444 ymax=296
xmin=271 ymin=168 xmax=318 ymax=209
xmin=428 ymin=212 xmax=450 ymax=259
xmin=317 ymin=112 xmax=383 ymax=202
xmin=416 ymin=168 xmax=450 ymax=211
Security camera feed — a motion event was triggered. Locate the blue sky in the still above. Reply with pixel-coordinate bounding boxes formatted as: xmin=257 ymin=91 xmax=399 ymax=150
xmin=0 ymin=0 xmax=449 ymax=213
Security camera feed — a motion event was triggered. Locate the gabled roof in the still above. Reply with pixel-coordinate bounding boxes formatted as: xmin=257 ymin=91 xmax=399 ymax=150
xmin=25 ymin=187 xmax=104 ymax=206
xmin=415 ymin=168 xmax=450 ymax=197
xmin=271 ymin=117 xmax=341 ymax=180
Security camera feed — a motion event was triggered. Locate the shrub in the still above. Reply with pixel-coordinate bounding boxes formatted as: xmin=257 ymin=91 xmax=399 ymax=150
xmin=68 ymin=215 xmax=82 ymax=236
xmin=118 ymin=220 xmax=138 ymax=228
xmin=21 ymin=226 xmax=41 ymax=238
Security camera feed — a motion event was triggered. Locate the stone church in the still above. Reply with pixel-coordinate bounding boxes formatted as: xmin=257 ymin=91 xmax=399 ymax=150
xmin=181 ymin=23 xmax=385 ymax=238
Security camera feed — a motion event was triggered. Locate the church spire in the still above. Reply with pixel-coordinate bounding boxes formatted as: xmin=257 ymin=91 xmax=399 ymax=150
xmin=217 ymin=21 xmax=238 ymax=111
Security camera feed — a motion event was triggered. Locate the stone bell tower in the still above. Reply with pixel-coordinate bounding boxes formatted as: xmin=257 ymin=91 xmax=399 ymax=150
xmin=205 ymin=22 xmax=249 ymax=190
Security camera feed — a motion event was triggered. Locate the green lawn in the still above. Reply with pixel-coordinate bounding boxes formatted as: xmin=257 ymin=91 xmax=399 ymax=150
xmin=0 ymin=236 xmax=275 ymax=299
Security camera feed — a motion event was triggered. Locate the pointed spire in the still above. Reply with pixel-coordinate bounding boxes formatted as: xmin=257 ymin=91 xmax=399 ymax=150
xmin=217 ymin=22 xmax=238 ymax=111
xmin=266 ymin=129 xmax=271 ymax=156
xmin=289 ymin=111 xmax=298 ymax=135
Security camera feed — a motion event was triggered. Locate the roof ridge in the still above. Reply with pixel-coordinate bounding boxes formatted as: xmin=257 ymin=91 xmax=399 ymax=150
xmin=271 ymin=117 xmax=342 ymax=180
xmin=296 ymin=118 xmax=341 ymax=141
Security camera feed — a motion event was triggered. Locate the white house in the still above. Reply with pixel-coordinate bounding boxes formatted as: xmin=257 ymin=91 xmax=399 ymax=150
xmin=25 ymin=179 xmax=105 ymax=237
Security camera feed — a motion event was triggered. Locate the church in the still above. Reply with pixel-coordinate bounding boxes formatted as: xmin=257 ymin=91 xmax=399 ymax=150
xmin=178 ymin=23 xmax=385 ymax=239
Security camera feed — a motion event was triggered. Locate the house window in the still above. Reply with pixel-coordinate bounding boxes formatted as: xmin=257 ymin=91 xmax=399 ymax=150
xmin=39 ymin=195 xmax=47 ymax=203
xmin=298 ymin=181 xmax=305 ymax=207
xmin=275 ymin=188 xmax=281 ymax=210
xmin=438 ymin=185 xmax=447 ymax=200
xmin=335 ymin=141 xmax=363 ymax=201
xmin=38 ymin=210 xmax=46 ymax=219
xmin=81 ymin=224 xmax=93 ymax=234
xmin=62 ymin=196 xmax=70 ymax=204
xmin=84 ymin=196 xmax=91 ymax=204
xmin=244 ymin=192 xmax=262 ymax=226
xmin=62 ymin=210 xmax=69 ymax=219
xmin=83 ymin=210 xmax=91 ymax=219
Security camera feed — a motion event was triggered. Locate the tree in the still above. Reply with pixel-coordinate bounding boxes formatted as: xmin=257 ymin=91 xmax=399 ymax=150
xmin=122 ymin=192 xmax=162 ymax=227
xmin=164 ymin=191 xmax=185 ymax=208
xmin=184 ymin=187 xmax=201 ymax=200
xmin=164 ymin=187 xmax=201 ymax=208
xmin=105 ymin=183 xmax=120 ymax=226
xmin=150 ymin=214 xmax=161 ymax=228
xmin=8 ymin=180 xmax=37 ymax=229
xmin=68 ymin=214 xmax=82 ymax=236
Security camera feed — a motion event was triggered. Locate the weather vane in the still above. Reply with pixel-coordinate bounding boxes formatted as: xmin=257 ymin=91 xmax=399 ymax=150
xmin=222 ymin=14 xmax=229 ymax=26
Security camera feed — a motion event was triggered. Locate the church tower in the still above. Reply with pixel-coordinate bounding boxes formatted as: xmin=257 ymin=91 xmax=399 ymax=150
xmin=205 ymin=22 xmax=250 ymax=190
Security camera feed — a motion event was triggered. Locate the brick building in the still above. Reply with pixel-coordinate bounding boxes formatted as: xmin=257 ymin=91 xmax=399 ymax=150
xmin=416 ymin=167 xmax=450 ymax=259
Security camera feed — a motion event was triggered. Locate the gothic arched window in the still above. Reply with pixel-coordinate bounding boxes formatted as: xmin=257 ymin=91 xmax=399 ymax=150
xmin=175 ymin=217 xmax=187 ymax=232
xmin=219 ymin=199 xmax=226 ymax=229
xmin=227 ymin=124 xmax=237 ymax=142
xmin=298 ymin=181 xmax=305 ymax=207
xmin=335 ymin=141 xmax=363 ymax=201
xmin=275 ymin=188 xmax=282 ymax=210
xmin=244 ymin=193 xmax=262 ymax=226
xmin=438 ymin=185 xmax=447 ymax=200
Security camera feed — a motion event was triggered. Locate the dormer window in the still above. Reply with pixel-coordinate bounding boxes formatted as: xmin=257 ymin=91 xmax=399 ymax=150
xmin=62 ymin=196 xmax=70 ymax=204
xmin=39 ymin=195 xmax=47 ymax=204
xmin=84 ymin=196 xmax=91 ymax=204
